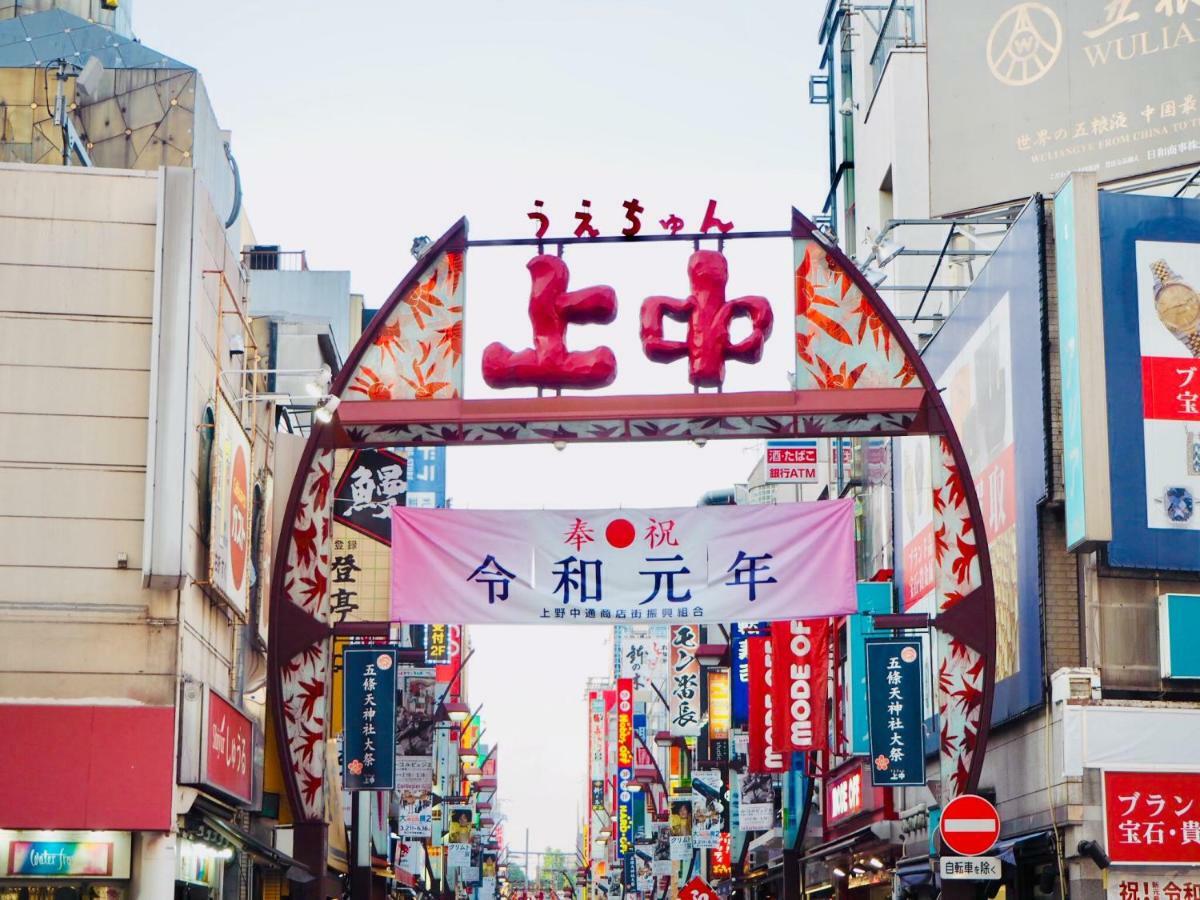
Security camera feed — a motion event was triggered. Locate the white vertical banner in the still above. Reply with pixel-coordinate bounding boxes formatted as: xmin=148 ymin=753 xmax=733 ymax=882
xmin=669 ymin=624 xmax=702 ymax=737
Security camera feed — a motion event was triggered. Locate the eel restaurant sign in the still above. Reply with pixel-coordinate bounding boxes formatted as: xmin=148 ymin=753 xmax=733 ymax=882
xmin=343 ymin=646 xmax=398 ymax=790
xmin=390 ymin=501 xmax=856 ymax=624
xmin=865 ymin=639 xmax=925 ymax=786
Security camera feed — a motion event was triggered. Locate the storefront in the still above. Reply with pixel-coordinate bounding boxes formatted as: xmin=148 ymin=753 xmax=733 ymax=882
xmin=803 ymin=761 xmax=900 ymax=900
xmin=0 ymin=830 xmax=132 ymax=900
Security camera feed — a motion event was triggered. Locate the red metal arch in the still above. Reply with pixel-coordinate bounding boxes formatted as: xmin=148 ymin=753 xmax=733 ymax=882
xmin=267 ymin=211 xmax=995 ymax=884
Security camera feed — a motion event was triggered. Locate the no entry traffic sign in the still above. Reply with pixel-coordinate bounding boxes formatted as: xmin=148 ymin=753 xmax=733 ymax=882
xmin=939 ymin=794 xmax=1001 ymax=856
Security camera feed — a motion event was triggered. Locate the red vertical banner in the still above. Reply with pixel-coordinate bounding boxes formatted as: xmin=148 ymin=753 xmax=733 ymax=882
xmin=747 ymin=637 xmax=788 ymax=774
xmin=604 ymin=688 xmax=616 ymax=814
xmin=434 ymin=625 xmax=464 ymax=701
xmin=771 ymin=618 xmax=831 ymax=753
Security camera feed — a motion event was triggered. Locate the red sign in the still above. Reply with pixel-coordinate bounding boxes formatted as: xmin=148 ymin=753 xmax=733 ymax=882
xmin=1104 ymin=770 xmax=1200 ymax=865
xmin=203 ymin=689 xmax=254 ymax=804
xmin=771 ymin=619 xmax=830 ymax=753
xmin=747 ymin=637 xmax=787 ymax=774
xmin=678 ymin=875 xmax=717 ymax=900
xmin=229 ymin=444 xmax=249 ymax=592
xmin=1143 ymin=357 xmax=1200 ymax=421
xmin=939 ymin=794 xmax=1001 ymax=857
xmin=826 ymin=766 xmax=865 ymax=826
xmin=709 ymin=833 xmax=731 ymax=879
xmin=434 ymin=625 xmax=463 ymax=701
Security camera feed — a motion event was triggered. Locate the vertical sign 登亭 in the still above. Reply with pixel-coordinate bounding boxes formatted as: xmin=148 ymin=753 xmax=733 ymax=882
xmin=865 ymin=639 xmax=925 ymax=786
xmin=616 ymin=678 xmax=636 ymax=887
xmin=669 ymin=625 xmax=702 ymax=737
xmin=771 ymin=619 xmax=830 ymax=753
xmin=343 ymin=646 xmax=398 ymax=790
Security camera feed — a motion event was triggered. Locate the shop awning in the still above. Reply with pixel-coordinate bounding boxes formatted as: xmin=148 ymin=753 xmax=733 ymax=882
xmin=993 ymin=830 xmax=1055 ymax=864
xmin=194 ymin=810 xmax=315 ymax=883
xmin=802 ymin=822 xmax=897 ymax=861
xmin=896 ymin=856 xmax=935 ymax=887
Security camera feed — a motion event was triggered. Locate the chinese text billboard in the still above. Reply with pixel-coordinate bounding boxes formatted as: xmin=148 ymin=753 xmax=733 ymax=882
xmin=864 ymin=639 xmax=925 ymax=786
xmin=391 ymin=501 xmax=857 ymax=624
xmin=927 ymin=0 xmax=1200 ymax=215
xmin=670 ymin=625 xmax=702 ymax=737
xmin=209 ymin=393 xmax=251 ymax=617
xmin=1104 ymin=770 xmax=1200 ymax=864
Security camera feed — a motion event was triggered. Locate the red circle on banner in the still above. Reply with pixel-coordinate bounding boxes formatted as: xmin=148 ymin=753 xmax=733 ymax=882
xmin=939 ymin=794 xmax=1001 ymax=856
xmin=229 ymin=444 xmax=249 ymax=591
xmin=606 ymin=518 xmax=635 ymax=548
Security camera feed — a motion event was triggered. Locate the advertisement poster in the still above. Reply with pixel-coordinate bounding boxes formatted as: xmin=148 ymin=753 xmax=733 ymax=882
xmin=392 ymin=502 xmax=858 ymax=624
xmin=705 ymin=667 xmax=731 ymax=760
xmin=669 ymin=797 xmax=693 ymax=860
xmin=396 ymin=667 xmax=436 ymax=761
xmin=446 ymin=842 xmax=471 ymax=869
xmin=1136 ymin=241 xmax=1200 ymax=530
xmin=635 ymin=842 xmax=656 ymax=893
xmin=446 ymin=807 xmax=474 ymax=845
xmin=670 ymin=625 xmax=702 ymax=737
xmin=1103 ymin=771 xmax=1200 ymax=865
xmin=652 ymin=824 xmax=672 ymax=875
xmin=396 ymin=788 xmax=433 ymax=837
xmin=738 ymin=773 xmax=773 ymax=832
xmin=209 ymin=393 xmax=251 ymax=617
xmin=691 ymin=770 xmax=724 ymax=850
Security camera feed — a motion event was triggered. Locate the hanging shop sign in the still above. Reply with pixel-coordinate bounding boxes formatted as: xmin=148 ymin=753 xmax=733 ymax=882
xmin=706 ymin=667 xmax=731 ymax=759
xmin=670 ymin=625 xmax=703 ymax=737
xmin=710 ymin=832 xmax=732 ymax=879
xmin=826 ymin=765 xmax=865 ymax=826
xmin=391 ymin=502 xmax=856 ymax=625
xmin=731 ymin=622 xmax=768 ymax=728
xmin=617 ymin=624 xmax=669 ymax=695
xmin=424 ymin=624 xmax=452 ymax=665
xmin=616 ymin=678 xmax=636 ymax=883
xmin=333 ymin=448 xmax=407 ymax=544
xmin=396 ymin=756 xmax=434 ymax=838
xmin=407 ymin=446 xmax=447 ymax=508
xmin=747 ymin=637 xmax=787 ymax=775
xmin=678 ymin=875 xmax=717 ymax=900
xmin=771 ymin=619 xmax=830 ymax=753
xmin=178 ymin=681 xmax=257 ymax=807
xmin=0 ymin=831 xmax=132 ymax=878
xmin=1104 ymin=770 xmax=1200 ymax=865
xmin=765 ymin=439 xmax=820 ymax=484
xmin=209 ymin=392 xmax=251 ymax=617
xmin=865 ymin=639 xmax=926 ymax=786
xmin=343 ymin=647 xmax=398 ymax=790
xmin=590 ymin=689 xmax=606 ymax=810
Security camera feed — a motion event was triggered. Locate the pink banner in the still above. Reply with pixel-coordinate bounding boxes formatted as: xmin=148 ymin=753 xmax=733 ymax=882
xmin=390 ymin=500 xmax=856 ymax=625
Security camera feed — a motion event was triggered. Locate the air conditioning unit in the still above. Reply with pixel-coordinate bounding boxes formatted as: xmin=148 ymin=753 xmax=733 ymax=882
xmin=1050 ymin=667 xmax=1101 ymax=704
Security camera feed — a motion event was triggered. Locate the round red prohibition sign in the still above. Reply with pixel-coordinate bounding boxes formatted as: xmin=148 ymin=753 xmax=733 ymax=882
xmin=939 ymin=794 xmax=1001 ymax=856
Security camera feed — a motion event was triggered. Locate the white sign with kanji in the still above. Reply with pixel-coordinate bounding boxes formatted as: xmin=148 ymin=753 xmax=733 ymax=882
xmin=939 ymin=856 xmax=1001 ymax=880
xmin=390 ymin=501 xmax=857 ymax=624
xmin=1109 ymin=869 xmax=1200 ymax=900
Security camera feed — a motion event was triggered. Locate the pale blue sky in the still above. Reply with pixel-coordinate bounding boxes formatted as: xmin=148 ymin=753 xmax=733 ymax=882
xmin=137 ymin=0 xmax=829 ymax=859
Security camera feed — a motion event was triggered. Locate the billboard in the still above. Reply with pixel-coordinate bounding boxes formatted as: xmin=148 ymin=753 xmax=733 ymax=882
xmin=343 ymin=647 xmax=398 ymax=790
xmin=1103 ymin=770 xmax=1200 ymax=865
xmin=864 ymin=639 xmax=925 ymax=786
xmin=1096 ymin=190 xmax=1200 ymax=570
xmin=927 ymin=0 xmax=1200 ymax=215
xmin=896 ymin=199 xmax=1047 ymax=721
xmin=764 ymin=439 xmax=819 ymax=484
xmin=209 ymin=393 xmax=251 ymax=617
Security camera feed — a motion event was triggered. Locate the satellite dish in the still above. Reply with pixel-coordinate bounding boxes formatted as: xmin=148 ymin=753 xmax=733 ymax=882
xmin=76 ymin=56 xmax=104 ymax=99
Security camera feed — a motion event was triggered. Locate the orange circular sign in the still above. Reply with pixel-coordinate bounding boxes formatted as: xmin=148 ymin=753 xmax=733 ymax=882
xmin=229 ymin=444 xmax=249 ymax=591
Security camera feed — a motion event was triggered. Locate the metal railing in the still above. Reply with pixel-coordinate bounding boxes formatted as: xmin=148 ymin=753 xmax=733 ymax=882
xmin=241 ymin=246 xmax=309 ymax=272
xmin=869 ymin=1 xmax=918 ymax=94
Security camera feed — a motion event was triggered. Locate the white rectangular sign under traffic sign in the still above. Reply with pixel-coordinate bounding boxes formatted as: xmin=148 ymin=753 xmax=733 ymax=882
xmin=939 ymin=856 xmax=1001 ymax=880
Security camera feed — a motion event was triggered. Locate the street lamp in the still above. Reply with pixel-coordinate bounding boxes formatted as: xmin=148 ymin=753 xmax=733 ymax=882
xmin=696 ymin=643 xmax=729 ymax=667
xmin=442 ymin=700 xmax=471 ymax=723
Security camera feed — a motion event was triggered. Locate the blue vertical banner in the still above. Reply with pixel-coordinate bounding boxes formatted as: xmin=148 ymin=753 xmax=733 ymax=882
xmin=864 ymin=639 xmax=924 ymax=787
xmin=846 ymin=583 xmax=893 ymax=755
xmin=406 ymin=446 xmax=446 ymax=509
xmin=730 ymin=622 xmax=768 ymax=728
xmin=343 ymin=646 xmax=398 ymax=790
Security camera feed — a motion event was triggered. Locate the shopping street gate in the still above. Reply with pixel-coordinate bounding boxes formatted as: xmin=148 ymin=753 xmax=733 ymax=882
xmin=268 ymin=210 xmax=997 ymax=882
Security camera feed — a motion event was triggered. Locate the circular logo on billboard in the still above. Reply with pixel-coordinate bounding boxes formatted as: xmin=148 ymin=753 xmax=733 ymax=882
xmin=986 ymin=3 xmax=1062 ymax=86
xmin=229 ymin=443 xmax=249 ymax=592
xmin=901 ymin=646 xmax=918 ymax=664
xmin=377 ymin=653 xmax=394 ymax=670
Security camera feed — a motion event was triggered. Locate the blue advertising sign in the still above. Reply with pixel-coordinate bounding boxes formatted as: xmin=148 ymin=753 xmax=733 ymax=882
xmin=895 ymin=197 xmax=1047 ymax=722
xmin=865 ymin=639 xmax=925 ymax=786
xmin=781 ymin=753 xmax=810 ymax=848
xmin=1097 ymin=190 xmax=1200 ymax=571
xmin=730 ymin=622 xmax=768 ymax=728
xmin=407 ymin=446 xmax=446 ymax=509
xmin=845 ymin=583 xmax=892 ymax=755
xmin=343 ymin=646 xmax=398 ymax=790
